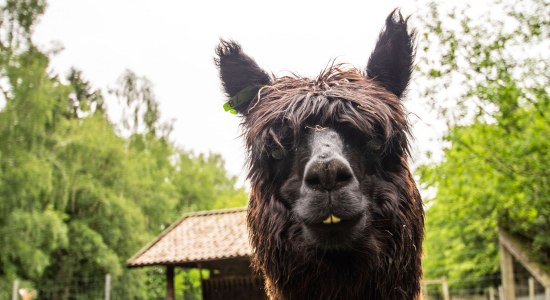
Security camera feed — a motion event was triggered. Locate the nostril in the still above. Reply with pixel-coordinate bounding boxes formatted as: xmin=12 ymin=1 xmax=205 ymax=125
xmin=305 ymin=172 xmax=322 ymax=187
xmin=304 ymin=158 xmax=354 ymax=190
xmin=336 ymin=169 xmax=353 ymax=183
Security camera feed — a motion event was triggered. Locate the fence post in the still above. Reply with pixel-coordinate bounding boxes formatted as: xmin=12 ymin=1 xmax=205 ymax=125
xmin=11 ymin=279 xmax=19 ymax=300
xmin=104 ymin=273 xmax=111 ymax=300
xmin=441 ymin=277 xmax=450 ymax=300
xmin=500 ymin=243 xmax=516 ymax=300
xmin=489 ymin=286 xmax=495 ymax=300
xmin=528 ymin=277 xmax=535 ymax=300
xmin=499 ymin=286 xmax=504 ymax=300
xmin=545 ymin=286 xmax=550 ymax=300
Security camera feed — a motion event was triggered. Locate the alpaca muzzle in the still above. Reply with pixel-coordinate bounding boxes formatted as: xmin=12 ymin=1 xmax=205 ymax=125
xmin=303 ymin=128 xmax=355 ymax=192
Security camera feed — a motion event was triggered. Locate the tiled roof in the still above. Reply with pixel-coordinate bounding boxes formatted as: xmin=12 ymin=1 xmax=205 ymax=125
xmin=127 ymin=208 xmax=250 ymax=267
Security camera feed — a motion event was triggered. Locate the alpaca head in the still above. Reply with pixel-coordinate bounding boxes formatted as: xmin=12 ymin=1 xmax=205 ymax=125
xmin=215 ymin=9 xmax=423 ymax=300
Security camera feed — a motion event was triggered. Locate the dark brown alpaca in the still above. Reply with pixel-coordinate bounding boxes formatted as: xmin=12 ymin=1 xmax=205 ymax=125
xmin=215 ymin=9 xmax=423 ymax=300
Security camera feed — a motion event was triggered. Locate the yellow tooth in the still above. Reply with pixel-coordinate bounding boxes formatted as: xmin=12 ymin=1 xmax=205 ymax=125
xmin=322 ymin=214 xmax=341 ymax=224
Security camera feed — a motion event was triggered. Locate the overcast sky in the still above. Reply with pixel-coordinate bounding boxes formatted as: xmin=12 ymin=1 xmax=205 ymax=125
xmin=33 ymin=0 xmax=444 ymax=183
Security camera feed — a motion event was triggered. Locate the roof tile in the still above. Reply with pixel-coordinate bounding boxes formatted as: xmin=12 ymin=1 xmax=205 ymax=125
xmin=127 ymin=208 xmax=250 ymax=267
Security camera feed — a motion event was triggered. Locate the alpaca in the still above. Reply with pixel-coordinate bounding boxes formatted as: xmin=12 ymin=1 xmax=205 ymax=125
xmin=215 ymin=9 xmax=424 ymax=300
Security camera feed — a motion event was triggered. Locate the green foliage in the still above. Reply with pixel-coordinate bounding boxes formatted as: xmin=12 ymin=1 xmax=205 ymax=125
xmin=175 ymin=269 xmax=206 ymax=300
xmin=0 ymin=1 xmax=247 ymax=299
xmin=0 ymin=209 xmax=68 ymax=280
xmin=417 ymin=0 xmax=549 ymax=291
xmin=174 ymin=152 xmax=247 ymax=212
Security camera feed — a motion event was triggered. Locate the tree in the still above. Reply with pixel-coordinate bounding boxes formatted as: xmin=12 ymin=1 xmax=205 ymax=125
xmin=0 ymin=1 xmax=247 ymax=298
xmin=417 ymin=0 xmax=549 ymax=291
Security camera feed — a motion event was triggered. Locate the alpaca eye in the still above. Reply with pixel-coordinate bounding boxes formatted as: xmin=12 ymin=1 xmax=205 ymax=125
xmin=271 ymin=148 xmax=286 ymax=160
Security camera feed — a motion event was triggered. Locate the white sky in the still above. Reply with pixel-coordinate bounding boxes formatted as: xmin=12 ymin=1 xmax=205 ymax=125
xmin=33 ymin=0 xmax=444 ymax=183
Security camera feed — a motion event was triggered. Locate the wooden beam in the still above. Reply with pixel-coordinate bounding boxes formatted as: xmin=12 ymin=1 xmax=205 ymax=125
xmin=166 ymin=265 xmax=175 ymax=300
xmin=500 ymin=242 xmax=516 ymax=300
xmin=499 ymin=228 xmax=550 ymax=287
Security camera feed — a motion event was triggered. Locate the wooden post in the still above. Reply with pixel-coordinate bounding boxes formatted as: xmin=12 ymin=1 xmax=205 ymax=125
xmin=545 ymin=286 xmax=550 ymax=300
xmin=489 ymin=286 xmax=495 ymax=300
xmin=11 ymin=279 xmax=19 ymax=300
xmin=500 ymin=243 xmax=516 ymax=300
xmin=166 ymin=265 xmax=175 ymax=300
xmin=104 ymin=273 xmax=111 ymax=300
xmin=499 ymin=286 xmax=504 ymax=300
xmin=499 ymin=229 xmax=550 ymax=289
xmin=423 ymin=278 xmax=453 ymax=300
xmin=441 ymin=277 xmax=450 ymax=300
xmin=528 ymin=277 xmax=535 ymax=300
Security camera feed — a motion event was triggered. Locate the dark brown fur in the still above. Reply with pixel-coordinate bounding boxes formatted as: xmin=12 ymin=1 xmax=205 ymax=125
xmin=215 ymin=9 xmax=424 ymax=300
xmin=245 ymin=67 xmax=423 ymax=299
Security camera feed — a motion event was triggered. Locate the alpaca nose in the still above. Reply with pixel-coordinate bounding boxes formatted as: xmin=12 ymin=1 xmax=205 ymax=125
xmin=304 ymin=157 xmax=354 ymax=190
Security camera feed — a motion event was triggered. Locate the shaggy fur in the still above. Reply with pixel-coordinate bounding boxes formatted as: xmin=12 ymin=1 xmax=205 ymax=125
xmin=215 ymin=9 xmax=423 ymax=300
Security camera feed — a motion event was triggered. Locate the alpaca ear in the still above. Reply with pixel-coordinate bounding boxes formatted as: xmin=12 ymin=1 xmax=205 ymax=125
xmin=215 ymin=40 xmax=271 ymax=114
xmin=366 ymin=9 xmax=415 ymax=98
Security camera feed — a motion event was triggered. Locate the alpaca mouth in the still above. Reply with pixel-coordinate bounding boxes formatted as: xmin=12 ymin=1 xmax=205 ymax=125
xmin=305 ymin=214 xmax=364 ymax=235
xmin=310 ymin=214 xmax=362 ymax=228
xmin=302 ymin=213 xmax=365 ymax=249
xmin=322 ymin=214 xmax=341 ymax=224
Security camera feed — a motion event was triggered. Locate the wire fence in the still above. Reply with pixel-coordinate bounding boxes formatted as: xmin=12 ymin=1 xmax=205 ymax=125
xmin=7 ymin=274 xmax=547 ymax=300
xmin=9 ymin=275 xmax=111 ymax=300
xmin=423 ymin=265 xmax=549 ymax=300
xmin=4 ymin=228 xmax=548 ymax=300
xmin=6 ymin=269 xmax=192 ymax=300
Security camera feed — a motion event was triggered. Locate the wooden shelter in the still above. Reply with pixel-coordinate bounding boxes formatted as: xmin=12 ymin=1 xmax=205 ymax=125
xmin=127 ymin=208 xmax=266 ymax=300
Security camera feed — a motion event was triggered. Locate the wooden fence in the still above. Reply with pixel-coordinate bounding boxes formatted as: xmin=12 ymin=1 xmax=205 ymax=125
xmin=499 ymin=228 xmax=550 ymax=300
xmin=423 ymin=228 xmax=549 ymax=300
